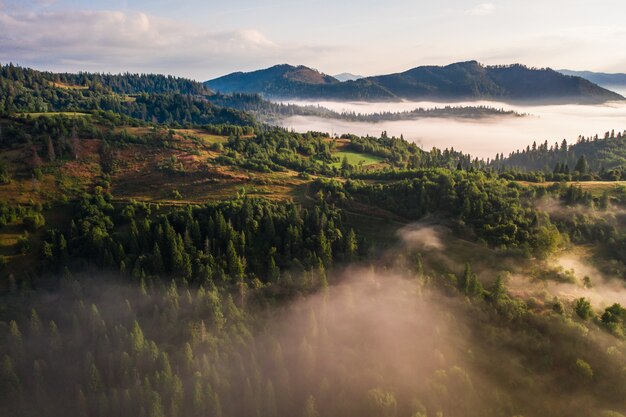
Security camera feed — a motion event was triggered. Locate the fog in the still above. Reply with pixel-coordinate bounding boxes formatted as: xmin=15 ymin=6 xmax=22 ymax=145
xmin=3 ymin=221 xmax=626 ymax=416
xmin=277 ymin=99 xmax=626 ymax=159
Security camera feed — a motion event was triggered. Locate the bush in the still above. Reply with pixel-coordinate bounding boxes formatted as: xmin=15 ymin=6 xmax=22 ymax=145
xmin=23 ymin=213 xmax=45 ymax=232
xmin=17 ymin=233 xmax=30 ymax=254
xmin=574 ymin=297 xmax=593 ymax=320
xmin=575 ymin=358 xmax=593 ymax=379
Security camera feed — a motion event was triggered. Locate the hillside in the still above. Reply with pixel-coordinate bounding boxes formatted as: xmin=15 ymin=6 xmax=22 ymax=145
xmin=1 ymin=65 xmax=626 ymax=417
xmin=491 ymin=130 xmax=626 ymax=181
xmin=206 ymin=61 xmax=624 ymax=103
xmin=559 ymin=69 xmax=626 ymax=89
xmin=207 ymin=64 xmax=396 ymax=100
xmin=0 ymin=63 xmax=254 ymax=126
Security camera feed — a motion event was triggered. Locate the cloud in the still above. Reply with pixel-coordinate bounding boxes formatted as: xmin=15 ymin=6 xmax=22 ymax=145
xmin=467 ymin=3 xmax=495 ymax=16
xmin=0 ymin=9 xmax=333 ymax=79
xmin=397 ymin=223 xmax=447 ymax=251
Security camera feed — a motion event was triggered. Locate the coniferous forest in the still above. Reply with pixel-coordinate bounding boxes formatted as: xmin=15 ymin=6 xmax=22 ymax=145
xmin=1 ymin=62 xmax=626 ymax=417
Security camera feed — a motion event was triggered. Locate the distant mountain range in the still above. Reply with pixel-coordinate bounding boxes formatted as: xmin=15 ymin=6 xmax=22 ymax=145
xmin=206 ymin=61 xmax=624 ymax=104
xmin=333 ymin=72 xmax=364 ymax=82
xmin=558 ymin=69 xmax=626 ymax=88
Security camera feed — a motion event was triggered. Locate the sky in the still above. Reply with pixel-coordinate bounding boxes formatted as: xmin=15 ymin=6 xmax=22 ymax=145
xmin=1 ymin=0 xmax=625 ymax=80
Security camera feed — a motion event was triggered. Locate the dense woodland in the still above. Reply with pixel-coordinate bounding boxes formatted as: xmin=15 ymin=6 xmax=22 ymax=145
xmin=1 ymin=65 xmax=626 ymax=417
xmin=0 ymin=64 xmax=253 ymax=127
xmin=492 ymin=130 xmax=626 ymax=180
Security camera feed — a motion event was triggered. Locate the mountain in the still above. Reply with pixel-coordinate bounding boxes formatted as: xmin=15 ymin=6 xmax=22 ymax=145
xmin=333 ymin=72 xmax=364 ymax=82
xmin=206 ymin=64 xmax=396 ymax=100
xmin=206 ymin=61 xmax=624 ymax=103
xmin=558 ymin=69 xmax=626 ymax=88
xmin=367 ymin=61 xmax=624 ymax=103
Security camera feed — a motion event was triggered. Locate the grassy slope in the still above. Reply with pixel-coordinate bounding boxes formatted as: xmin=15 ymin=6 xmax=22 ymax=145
xmin=2 ymin=115 xmax=625 ymax=289
xmin=517 ymin=180 xmax=626 ymax=196
xmin=331 ymin=150 xmax=384 ymax=167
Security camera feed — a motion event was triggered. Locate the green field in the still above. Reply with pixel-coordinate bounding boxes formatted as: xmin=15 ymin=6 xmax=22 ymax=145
xmin=331 ymin=150 xmax=383 ymax=167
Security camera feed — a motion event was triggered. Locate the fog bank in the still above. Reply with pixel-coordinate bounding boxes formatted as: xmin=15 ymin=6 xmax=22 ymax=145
xmin=278 ymin=99 xmax=626 ymax=159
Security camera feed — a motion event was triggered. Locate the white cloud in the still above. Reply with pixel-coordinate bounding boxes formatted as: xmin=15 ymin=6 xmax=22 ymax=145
xmin=467 ymin=3 xmax=495 ymax=16
xmin=0 ymin=9 xmax=333 ymax=79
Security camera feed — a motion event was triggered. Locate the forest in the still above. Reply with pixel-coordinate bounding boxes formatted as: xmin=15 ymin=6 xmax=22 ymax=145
xmin=207 ymin=93 xmax=522 ymax=123
xmin=491 ymin=130 xmax=626 ymax=180
xmin=1 ymin=64 xmax=626 ymax=417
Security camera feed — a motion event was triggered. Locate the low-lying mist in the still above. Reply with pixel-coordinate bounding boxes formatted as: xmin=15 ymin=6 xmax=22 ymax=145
xmin=278 ymin=99 xmax=626 ymax=158
xmin=2 ymin=222 xmax=626 ymax=417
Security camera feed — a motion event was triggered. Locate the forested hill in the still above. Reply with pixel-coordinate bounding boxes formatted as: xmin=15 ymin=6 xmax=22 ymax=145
xmin=206 ymin=61 xmax=624 ymax=104
xmin=0 ymin=63 xmax=254 ymax=126
xmin=1 ymin=63 xmax=210 ymax=95
xmin=492 ymin=129 xmax=626 ymax=179
xmin=206 ymin=64 xmax=397 ymax=100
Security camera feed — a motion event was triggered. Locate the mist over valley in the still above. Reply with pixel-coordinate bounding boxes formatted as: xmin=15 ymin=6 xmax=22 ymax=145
xmin=2 ymin=1 xmax=626 ymax=416
xmin=278 ymin=99 xmax=626 ymax=158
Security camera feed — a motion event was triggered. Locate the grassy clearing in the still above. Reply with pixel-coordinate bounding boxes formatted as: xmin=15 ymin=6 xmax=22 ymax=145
xmin=176 ymin=129 xmax=229 ymax=144
xmin=518 ymin=180 xmax=626 ymax=196
xmin=48 ymin=81 xmax=89 ymax=90
xmin=331 ymin=150 xmax=383 ymax=168
xmin=0 ymin=224 xmax=22 ymax=257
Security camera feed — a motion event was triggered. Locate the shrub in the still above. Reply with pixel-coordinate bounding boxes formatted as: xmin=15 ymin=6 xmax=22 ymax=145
xmin=23 ymin=213 xmax=45 ymax=232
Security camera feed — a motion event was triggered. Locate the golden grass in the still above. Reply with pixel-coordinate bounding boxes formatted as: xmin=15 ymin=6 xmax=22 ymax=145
xmin=17 ymin=112 xmax=91 ymax=118
xmin=176 ymin=129 xmax=229 ymax=144
xmin=48 ymin=81 xmax=89 ymax=90
xmin=517 ymin=180 xmax=626 ymax=196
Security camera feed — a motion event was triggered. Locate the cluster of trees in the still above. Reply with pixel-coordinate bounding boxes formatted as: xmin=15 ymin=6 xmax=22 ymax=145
xmin=217 ymin=128 xmax=337 ymax=174
xmin=102 ymin=94 xmax=254 ymax=127
xmin=544 ymin=184 xmax=626 ymax=266
xmin=312 ymin=170 xmax=562 ymax=255
xmin=202 ymin=124 xmax=255 ymax=137
xmin=344 ymin=133 xmax=480 ymax=171
xmin=38 ymin=191 xmax=358 ymax=293
xmin=1 ymin=63 xmax=210 ymax=95
xmin=575 ymin=297 xmax=626 ymax=337
xmin=492 ymin=131 xmax=626 ymax=179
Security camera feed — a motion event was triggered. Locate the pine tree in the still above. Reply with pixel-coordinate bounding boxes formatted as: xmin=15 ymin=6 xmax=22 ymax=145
xmin=574 ymin=155 xmax=588 ymax=174
xmin=302 ymin=395 xmax=320 ymax=417
xmin=130 ymin=321 xmax=145 ymax=354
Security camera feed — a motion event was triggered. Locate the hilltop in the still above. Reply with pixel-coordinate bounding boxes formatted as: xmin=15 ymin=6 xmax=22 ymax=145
xmin=207 ymin=64 xmax=396 ymax=100
xmin=206 ymin=61 xmax=624 ymax=104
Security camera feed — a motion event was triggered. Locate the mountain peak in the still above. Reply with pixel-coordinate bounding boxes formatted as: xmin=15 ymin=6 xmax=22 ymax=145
xmin=206 ymin=61 xmax=624 ymax=103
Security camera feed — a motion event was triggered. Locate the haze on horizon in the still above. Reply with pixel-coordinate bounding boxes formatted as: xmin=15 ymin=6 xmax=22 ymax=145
xmin=1 ymin=0 xmax=626 ymax=80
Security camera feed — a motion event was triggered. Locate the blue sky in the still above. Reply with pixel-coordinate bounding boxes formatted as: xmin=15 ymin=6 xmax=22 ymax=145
xmin=1 ymin=0 xmax=625 ymax=80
